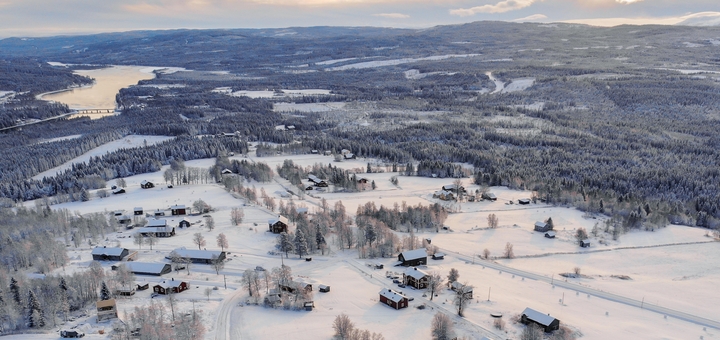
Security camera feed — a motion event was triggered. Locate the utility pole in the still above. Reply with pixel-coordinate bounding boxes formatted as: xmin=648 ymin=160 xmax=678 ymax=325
xmin=487 ymin=287 xmax=491 ymax=301
xmin=551 ymin=274 xmax=554 ymax=285
xmin=641 ymin=296 xmax=644 ymax=309
xmin=224 ymin=274 xmax=227 ymax=289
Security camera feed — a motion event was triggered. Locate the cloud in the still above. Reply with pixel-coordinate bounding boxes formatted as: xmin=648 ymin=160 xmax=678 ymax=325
xmin=373 ymin=13 xmax=410 ymax=19
xmin=615 ymin=0 xmax=643 ymax=3
xmin=512 ymin=14 xmax=547 ymax=22
xmin=450 ymin=0 xmax=535 ymax=16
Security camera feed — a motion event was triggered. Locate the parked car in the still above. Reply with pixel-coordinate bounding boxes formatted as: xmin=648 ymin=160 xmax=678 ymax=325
xmin=397 ymin=284 xmax=406 ymax=288
xmin=392 ymin=279 xmax=400 ymax=284
xmin=60 ymin=330 xmax=85 ymax=338
xmin=151 ymin=292 xmax=159 ymax=298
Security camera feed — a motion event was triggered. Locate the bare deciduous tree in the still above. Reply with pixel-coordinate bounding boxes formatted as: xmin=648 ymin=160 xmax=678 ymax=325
xmin=482 ymin=248 xmax=491 ymax=259
xmin=504 ymin=242 xmax=514 ymax=259
xmin=427 ymin=272 xmax=443 ymax=301
xmin=447 ymin=268 xmax=459 ymax=284
xmin=230 ymin=207 xmax=244 ymax=226
xmin=431 ymin=312 xmax=454 ymax=340
xmin=192 ymin=233 xmax=206 ymax=250
xmin=333 ymin=313 xmax=355 ymax=340
xmin=216 ymin=233 xmax=228 ymax=252
xmin=487 ymin=213 xmax=499 ymax=229
xmin=454 ymin=283 xmax=473 ymax=317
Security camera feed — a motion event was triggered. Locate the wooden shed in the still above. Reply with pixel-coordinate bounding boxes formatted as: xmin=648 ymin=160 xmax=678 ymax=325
xmin=521 ymin=307 xmax=560 ymax=332
xmin=398 ymin=248 xmax=427 ymax=267
xmin=170 ymin=205 xmax=187 ymax=215
xmin=379 ymin=289 xmax=408 ymax=310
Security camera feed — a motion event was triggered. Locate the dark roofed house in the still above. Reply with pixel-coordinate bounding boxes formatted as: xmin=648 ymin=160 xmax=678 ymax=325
xmin=269 ymin=216 xmax=289 ymax=234
xmin=518 ymin=198 xmax=531 ymax=205
xmin=450 ymin=281 xmax=473 ymax=298
xmin=379 ymin=289 xmax=408 ymax=310
xmin=116 ymin=262 xmax=172 ymax=276
xmin=178 ymin=218 xmax=191 ymax=229
xmin=169 ymin=248 xmax=226 ymax=264
xmin=308 ymin=174 xmax=328 ymax=187
xmin=398 ymin=248 xmax=427 ymax=267
xmin=534 ymin=221 xmax=552 ymax=232
xmin=140 ymin=180 xmax=154 ymax=189
xmin=403 ymin=267 xmax=429 ymax=289
xmin=134 ymin=207 xmax=144 ymax=216
xmin=580 ymin=239 xmax=591 ymax=248
xmin=153 ymin=279 xmax=189 ymax=295
xmin=170 ymin=205 xmax=187 ymax=215
xmin=545 ymin=231 xmax=556 ymax=239
xmin=521 ymin=307 xmax=560 ymax=332
xmin=91 ymin=247 xmax=129 ymax=261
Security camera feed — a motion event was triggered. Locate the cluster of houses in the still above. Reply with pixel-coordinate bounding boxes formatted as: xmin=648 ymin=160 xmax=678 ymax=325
xmin=533 ymin=220 xmax=591 ymax=247
xmin=93 ymin=246 xmax=226 ymax=278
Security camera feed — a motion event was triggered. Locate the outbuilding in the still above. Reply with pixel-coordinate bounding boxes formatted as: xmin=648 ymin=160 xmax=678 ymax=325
xmin=534 ymin=221 xmax=552 ymax=232
xmin=178 ymin=218 xmax=191 ymax=229
xmin=521 ymin=307 xmax=560 ymax=332
xmin=153 ymin=279 xmax=189 ymax=295
xmin=544 ymin=231 xmax=556 ymax=239
xmin=481 ymin=192 xmax=497 ymax=201
xmin=379 ymin=289 xmax=408 ymax=310
xmin=518 ymin=198 xmax=531 ymax=205
xmin=115 ymin=262 xmax=172 ymax=276
xmin=140 ymin=180 xmax=154 ymax=189
xmin=269 ymin=216 xmax=289 ymax=234
xmin=398 ymin=248 xmax=427 ymax=267
xmin=308 ymin=174 xmax=328 ymax=187
xmin=134 ymin=207 xmax=144 ymax=216
xmin=580 ymin=239 xmax=591 ymax=248
xmin=432 ymin=253 xmax=445 ymax=260
xmin=170 ymin=205 xmax=187 ymax=215
xmin=91 ymin=247 xmax=130 ymax=261
xmin=168 ymin=248 xmax=226 ymax=264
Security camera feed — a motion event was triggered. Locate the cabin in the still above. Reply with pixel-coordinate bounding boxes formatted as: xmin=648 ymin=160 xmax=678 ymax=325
xmin=403 ymin=267 xmax=429 ymax=289
xmin=343 ymin=153 xmax=356 ymax=160
xmin=481 ymin=192 xmax=497 ymax=201
xmin=280 ymin=280 xmax=312 ymax=293
xmin=168 ymin=248 xmax=226 ymax=264
xmin=178 ymin=218 xmax=191 ymax=229
xmin=170 ymin=205 xmax=187 ymax=215
xmin=269 ymin=216 xmax=289 ymax=234
xmin=115 ymin=287 xmax=136 ymax=296
xmin=303 ymin=301 xmax=314 ymax=311
xmin=112 ymin=188 xmax=126 ymax=195
xmin=154 ymin=209 xmax=165 ymax=217
xmin=115 ymin=215 xmax=131 ymax=224
xmin=318 ymin=284 xmax=330 ymax=293
xmin=140 ymin=180 xmax=154 ymax=189
xmin=308 ymin=174 xmax=328 ymax=187
xmin=91 ymin=247 xmax=130 ymax=261
xmin=432 ymin=253 xmax=445 ymax=260
xmin=534 ymin=221 xmax=552 ymax=232
xmin=433 ymin=190 xmax=455 ymax=201
xmin=115 ymin=262 xmax=172 ymax=276
xmin=96 ymin=299 xmax=118 ymax=321
xmin=136 ymin=283 xmax=150 ymax=291
xmin=441 ymin=184 xmax=465 ymax=194
xmin=521 ymin=307 xmax=560 ymax=332
xmin=357 ymin=177 xmax=369 ymax=184
xmin=450 ymin=281 xmax=473 ymax=298
xmin=580 ymin=239 xmax=591 ymax=248
xmin=138 ymin=219 xmax=175 ymax=237
xmin=544 ymin=231 xmax=556 ymax=239
xmin=518 ymin=198 xmax=531 ymax=205
xmin=379 ymin=288 xmax=408 ymax=310
xmin=398 ymin=248 xmax=427 ymax=267
xmin=133 ymin=207 xmax=143 ymax=216
xmin=153 ymin=279 xmax=189 ymax=295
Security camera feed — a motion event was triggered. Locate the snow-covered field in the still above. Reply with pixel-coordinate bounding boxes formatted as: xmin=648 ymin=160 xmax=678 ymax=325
xmin=16 ymin=142 xmax=720 ymax=340
xmin=327 ymin=54 xmax=481 ymax=71
xmin=273 ymin=102 xmax=346 ymax=113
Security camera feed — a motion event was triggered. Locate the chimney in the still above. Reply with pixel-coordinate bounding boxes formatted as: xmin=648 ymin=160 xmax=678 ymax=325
xmin=172 ymin=278 xmax=174 ymax=281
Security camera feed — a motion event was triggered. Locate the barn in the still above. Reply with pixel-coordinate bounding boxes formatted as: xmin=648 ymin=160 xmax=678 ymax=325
xmin=269 ymin=216 xmax=289 ymax=234
xmin=379 ymin=289 xmax=408 ymax=310
xmin=398 ymin=248 xmax=427 ymax=267
xmin=91 ymin=247 xmax=130 ymax=261
xmin=534 ymin=221 xmax=552 ymax=232
xmin=169 ymin=248 xmax=226 ymax=264
xmin=403 ymin=267 xmax=429 ymax=289
xmin=116 ymin=262 xmax=172 ymax=276
xmin=133 ymin=207 xmax=144 ymax=216
xmin=170 ymin=205 xmax=187 ymax=215
xmin=153 ymin=279 xmax=189 ymax=295
xmin=521 ymin=307 xmax=560 ymax=332
xmin=140 ymin=180 xmax=154 ymax=189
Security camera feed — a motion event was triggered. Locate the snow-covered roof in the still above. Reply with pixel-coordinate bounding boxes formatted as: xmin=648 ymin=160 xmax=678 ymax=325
xmin=308 ymin=174 xmax=324 ymax=183
xmin=116 ymin=215 xmax=131 ymax=221
xmin=400 ymin=248 xmax=427 ymax=261
xmin=156 ymin=280 xmax=185 ymax=289
xmin=141 ymin=180 xmax=150 ymax=185
xmin=171 ymin=248 xmax=223 ymax=260
xmin=146 ymin=219 xmax=167 ymax=227
xmin=404 ymin=267 xmax=429 ymax=280
xmin=134 ymin=207 xmax=143 ymax=211
xmin=545 ymin=231 xmax=556 ymax=236
xmin=535 ymin=221 xmax=547 ymax=228
xmin=269 ymin=216 xmax=289 ymax=225
xmin=296 ymin=207 xmax=309 ymax=214
xmin=170 ymin=205 xmax=186 ymax=209
xmin=137 ymin=226 xmax=173 ymax=234
xmin=379 ymin=288 xmax=407 ymax=303
xmin=485 ymin=193 xmax=497 ymax=198
xmin=91 ymin=247 xmax=127 ymax=256
xmin=442 ymin=184 xmax=457 ymax=190
xmin=221 ymin=169 xmax=233 ymax=174
xmin=122 ymin=262 xmax=169 ymax=274
xmin=451 ymin=281 xmax=472 ymax=291
xmin=522 ymin=307 xmax=557 ymax=326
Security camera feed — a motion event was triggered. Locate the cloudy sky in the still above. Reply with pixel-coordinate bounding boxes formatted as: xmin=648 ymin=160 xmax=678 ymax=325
xmin=0 ymin=0 xmax=719 ymax=38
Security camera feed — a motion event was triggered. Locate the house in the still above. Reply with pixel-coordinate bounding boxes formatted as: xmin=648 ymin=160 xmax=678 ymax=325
xmin=303 ymin=301 xmax=314 ymax=311
xmin=154 ymin=209 xmax=165 ymax=217
xmin=133 ymin=207 xmax=143 ymax=216
xmin=115 ymin=287 xmax=136 ymax=296
xmin=318 ymin=284 xmax=330 ymax=293
xmin=544 ymin=231 xmax=556 ymax=239
xmin=96 ymin=299 xmax=118 ymax=321
xmin=450 ymin=281 xmax=473 ymax=298
xmin=60 ymin=330 xmax=85 ymax=338
xmin=343 ymin=153 xmax=356 ymax=160
xmin=91 ymin=247 xmax=130 ymax=261
xmin=112 ymin=188 xmax=125 ymax=195
xmin=432 ymin=253 xmax=445 ymax=260
xmin=481 ymin=192 xmax=497 ymax=201
xmin=115 ymin=215 xmax=131 ymax=224
xmin=403 ymin=267 xmax=429 ymax=289
xmin=168 ymin=248 xmax=226 ymax=264
xmin=136 ymin=283 xmax=150 ymax=291
xmin=178 ymin=218 xmax=191 ymax=229
xmin=269 ymin=216 xmax=289 ymax=234
xmin=153 ymin=279 xmax=189 ymax=295
xmin=580 ymin=239 xmax=591 ymax=248
xmin=357 ymin=177 xmax=369 ymax=184
xmin=308 ymin=174 xmax=328 ymax=187
xmin=433 ymin=190 xmax=455 ymax=201
xmin=137 ymin=219 xmax=175 ymax=237
xmin=379 ymin=288 xmax=408 ymax=310
xmin=518 ymin=198 xmax=531 ymax=205
xmin=442 ymin=184 xmax=465 ymax=194
xmin=280 ymin=280 xmax=312 ymax=293
xmin=398 ymin=248 xmax=427 ymax=267
xmin=521 ymin=307 xmax=560 ymax=332
xmin=115 ymin=262 xmax=172 ymax=276
xmin=170 ymin=205 xmax=187 ymax=215
xmin=113 ymin=210 xmax=123 ymax=216
xmin=140 ymin=180 xmax=154 ymax=189
xmin=534 ymin=221 xmax=552 ymax=232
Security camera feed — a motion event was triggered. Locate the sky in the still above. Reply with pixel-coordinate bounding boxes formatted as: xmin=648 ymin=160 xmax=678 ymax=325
xmin=0 ymin=0 xmax=719 ymax=38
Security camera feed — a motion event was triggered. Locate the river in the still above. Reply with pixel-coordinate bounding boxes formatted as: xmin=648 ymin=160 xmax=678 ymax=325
xmin=39 ymin=65 xmax=159 ymax=119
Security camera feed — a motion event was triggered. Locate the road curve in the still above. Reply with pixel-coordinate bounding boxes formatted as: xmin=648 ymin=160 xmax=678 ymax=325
xmin=442 ymin=248 xmax=720 ymax=330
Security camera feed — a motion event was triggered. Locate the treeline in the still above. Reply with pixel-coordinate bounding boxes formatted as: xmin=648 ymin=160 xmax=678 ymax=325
xmin=355 ymin=201 xmax=448 ymax=232
xmin=0 ymin=59 xmax=92 ymax=94
xmin=276 ymin=160 xmax=363 ymax=192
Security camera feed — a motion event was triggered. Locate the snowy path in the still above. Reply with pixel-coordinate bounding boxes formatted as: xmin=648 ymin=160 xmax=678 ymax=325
xmin=486 ymin=71 xmax=504 ymax=94
xmin=214 ymin=287 xmax=245 ymax=340
xmin=443 ymin=248 xmax=720 ymax=330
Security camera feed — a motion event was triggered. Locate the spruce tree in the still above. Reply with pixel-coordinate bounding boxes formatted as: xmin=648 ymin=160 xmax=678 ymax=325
xmin=294 ymin=229 xmax=308 ymax=258
xmin=100 ymin=281 xmax=111 ymax=300
xmin=27 ymin=290 xmax=44 ymax=328
xmin=9 ymin=277 xmax=20 ymax=305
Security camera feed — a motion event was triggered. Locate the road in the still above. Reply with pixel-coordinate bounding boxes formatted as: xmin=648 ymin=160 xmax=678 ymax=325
xmin=442 ymin=248 xmax=720 ymax=330
xmin=214 ymin=286 xmax=246 ymax=340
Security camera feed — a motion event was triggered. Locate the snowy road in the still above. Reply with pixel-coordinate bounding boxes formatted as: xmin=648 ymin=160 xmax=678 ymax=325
xmin=443 ymin=249 xmax=720 ymax=330
xmin=214 ymin=287 xmax=245 ymax=340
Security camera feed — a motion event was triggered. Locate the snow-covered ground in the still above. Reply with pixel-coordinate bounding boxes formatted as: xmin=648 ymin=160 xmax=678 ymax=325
xmin=327 ymin=54 xmax=481 ymax=71
xmin=16 ymin=142 xmax=720 ymax=340
xmin=273 ymin=102 xmax=346 ymax=113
